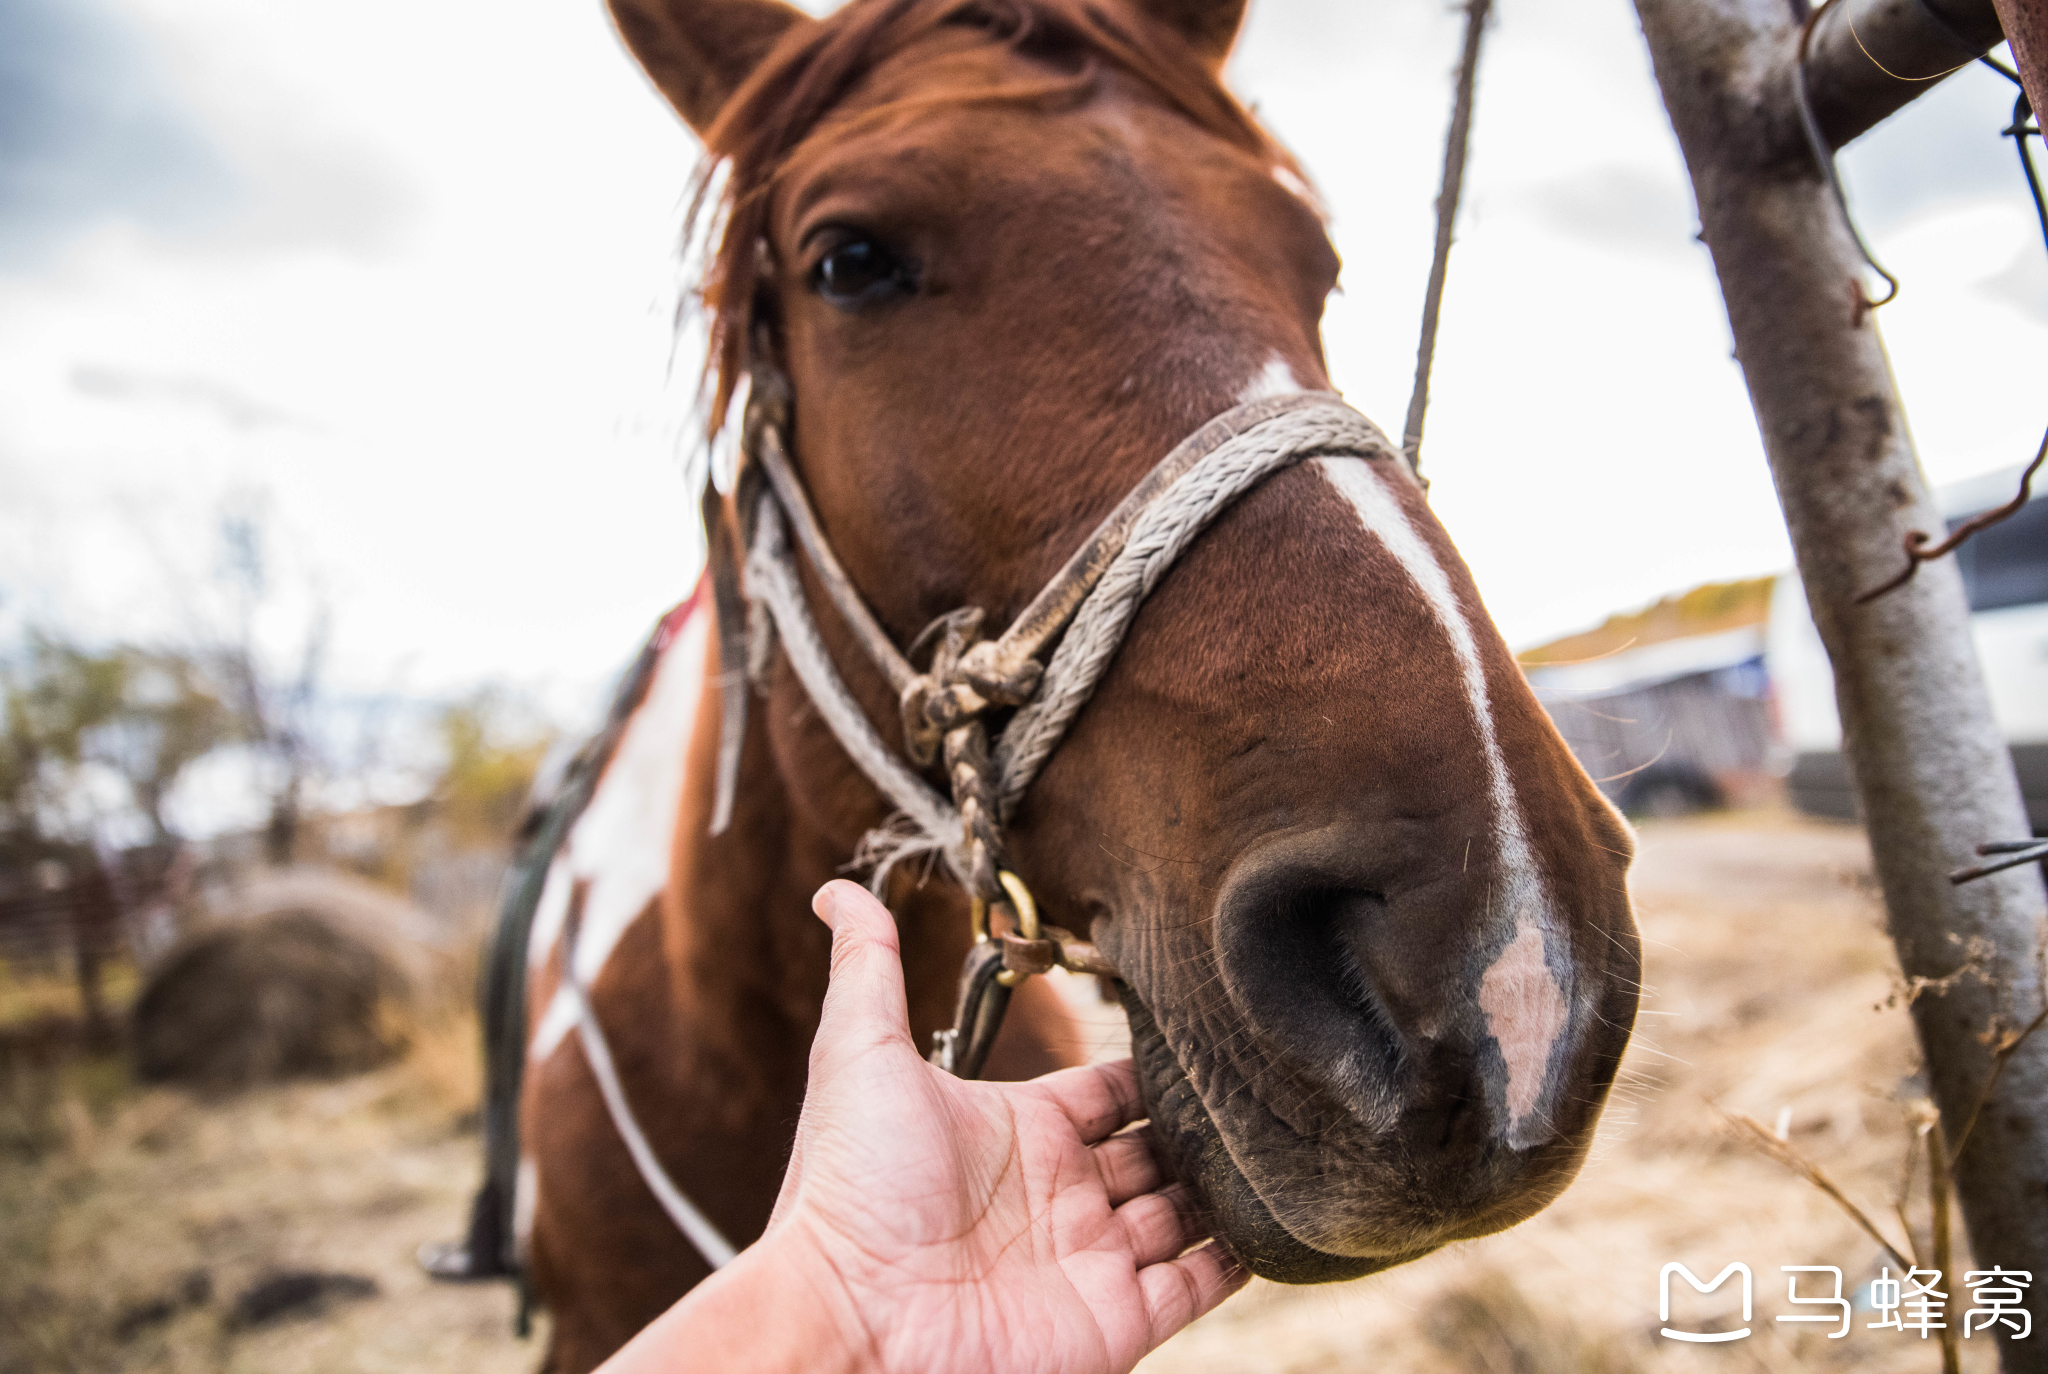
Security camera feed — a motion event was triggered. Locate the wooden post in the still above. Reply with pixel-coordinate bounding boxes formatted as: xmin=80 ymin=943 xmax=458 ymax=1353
xmin=1634 ymin=2 xmax=2048 ymax=1365
xmin=1990 ymin=0 xmax=2047 ymax=118
xmin=69 ymin=861 xmax=120 ymax=1042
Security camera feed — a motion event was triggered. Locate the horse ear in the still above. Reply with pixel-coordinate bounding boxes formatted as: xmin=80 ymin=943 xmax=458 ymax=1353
xmin=607 ymin=0 xmax=815 ymax=135
xmin=1126 ymin=0 xmax=1249 ymax=69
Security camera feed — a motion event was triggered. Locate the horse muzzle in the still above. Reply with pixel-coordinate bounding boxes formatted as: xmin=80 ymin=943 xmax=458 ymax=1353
xmin=1111 ymin=823 xmax=1635 ymax=1278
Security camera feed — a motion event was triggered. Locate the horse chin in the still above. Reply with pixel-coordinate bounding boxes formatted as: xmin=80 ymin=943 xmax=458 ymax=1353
xmin=1119 ymin=989 xmax=1437 ymax=1285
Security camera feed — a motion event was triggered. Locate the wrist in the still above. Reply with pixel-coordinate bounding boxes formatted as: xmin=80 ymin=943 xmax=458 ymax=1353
xmin=751 ymin=1220 xmax=880 ymax=1374
xmin=607 ymin=1223 xmax=876 ymax=1374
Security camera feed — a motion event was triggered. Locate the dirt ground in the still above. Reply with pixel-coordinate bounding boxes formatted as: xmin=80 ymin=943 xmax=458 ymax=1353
xmin=0 ymin=812 xmax=2023 ymax=1372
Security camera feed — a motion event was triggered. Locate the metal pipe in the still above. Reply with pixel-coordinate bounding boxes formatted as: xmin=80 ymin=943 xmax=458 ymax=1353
xmin=1806 ymin=0 xmax=2006 ymax=148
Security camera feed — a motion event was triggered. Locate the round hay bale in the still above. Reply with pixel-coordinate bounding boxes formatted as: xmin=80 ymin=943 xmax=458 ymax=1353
xmin=210 ymin=866 xmax=451 ymax=983
xmin=131 ymin=909 xmax=413 ymax=1088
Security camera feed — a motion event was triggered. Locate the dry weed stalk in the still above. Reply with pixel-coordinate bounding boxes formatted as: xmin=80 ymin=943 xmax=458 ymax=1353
xmin=1730 ymin=1103 xmax=1976 ymax=1372
xmin=1893 ymin=1119 xmax=1923 ymax=1268
xmin=1729 ymin=971 xmax=2048 ymax=1373
xmin=1723 ymin=1109 xmax=1912 ymax=1269
xmin=1916 ymin=1105 xmax=1961 ymax=1374
xmin=1947 ymin=1003 xmax=2048 ymax=1169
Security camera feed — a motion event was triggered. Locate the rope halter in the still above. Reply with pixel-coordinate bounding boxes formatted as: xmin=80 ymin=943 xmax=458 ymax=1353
xmin=704 ymin=353 xmax=1408 ymax=1077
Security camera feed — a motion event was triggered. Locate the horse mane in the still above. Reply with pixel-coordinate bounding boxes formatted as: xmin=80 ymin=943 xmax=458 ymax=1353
xmin=687 ymin=0 xmax=1306 ymax=438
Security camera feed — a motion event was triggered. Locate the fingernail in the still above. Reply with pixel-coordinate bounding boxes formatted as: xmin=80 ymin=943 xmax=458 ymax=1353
xmin=812 ymin=882 xmax=842 ymax=926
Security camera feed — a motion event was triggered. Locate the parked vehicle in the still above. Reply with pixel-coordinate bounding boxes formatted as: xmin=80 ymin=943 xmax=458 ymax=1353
xmin=1766 ymin=463 xmax=2048 ymax=828
xmin=1523 ymin=578 xmax=1779 ymax=819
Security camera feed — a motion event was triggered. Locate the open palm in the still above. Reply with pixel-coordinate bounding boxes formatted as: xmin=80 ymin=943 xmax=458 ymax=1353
xmin=761 ymin=880 xmax=1244 ymax=1373
xmin=596 ymin=880 xmax=1242 ymax=1374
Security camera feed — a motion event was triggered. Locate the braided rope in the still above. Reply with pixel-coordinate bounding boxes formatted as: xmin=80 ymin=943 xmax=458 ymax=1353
xmin=738 ymin=398 xmax=1400 ymax=892
xmin=744 ymin=501 xmax=970 ymax=885
xmin=992 ymin=402 xmax=1398 ymax=815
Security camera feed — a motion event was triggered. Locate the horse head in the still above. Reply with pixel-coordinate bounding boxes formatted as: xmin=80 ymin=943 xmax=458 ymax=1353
xmin=614 ymin=0 xmax=1640 ymax=1283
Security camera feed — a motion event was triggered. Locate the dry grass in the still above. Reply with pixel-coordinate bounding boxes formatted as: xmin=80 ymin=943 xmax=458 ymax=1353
xmin=0 ymin=956 xmax=141 ymax=1027
xmin=0 ymin=993 xmax=535 ymax=1373
xmin=0 ymin=812 xmax=2015 ymax=1371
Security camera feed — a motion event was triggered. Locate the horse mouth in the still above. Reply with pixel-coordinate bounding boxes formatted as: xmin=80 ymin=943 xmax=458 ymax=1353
xmin=1119 ymin=987 xmax=1436 ymax=1284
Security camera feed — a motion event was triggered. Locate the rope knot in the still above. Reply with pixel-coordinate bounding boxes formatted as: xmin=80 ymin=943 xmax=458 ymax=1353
xmin=955 ymin=640 xmax=1044 ymax=705
xmin=721 ymin=386 xmax=1394 ymax=1075
xmin=900 ymin=611 xmax=1048 ymax=765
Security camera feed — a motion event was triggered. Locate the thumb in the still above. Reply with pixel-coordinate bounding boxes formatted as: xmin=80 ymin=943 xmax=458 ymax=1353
xmin=811 ymin=880 xmax=917 ymax=1071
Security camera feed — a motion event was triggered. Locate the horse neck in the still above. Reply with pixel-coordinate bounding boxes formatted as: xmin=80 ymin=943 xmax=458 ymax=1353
xmin=659 ymin=610 xmax=978 ymax=1070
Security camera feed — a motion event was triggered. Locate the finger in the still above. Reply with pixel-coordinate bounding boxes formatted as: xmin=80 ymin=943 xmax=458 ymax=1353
xmin=1091 ymin=1129 xmax=1165 ymax=1207
xmin=810 ymin=880 xmax=915 ymax=1070
xmin=1029 ymin=1057 xmax=1144 ymax=1143
xmin=1113 ymin=1184 xmax=1206 ymax=1270
xmin=1138 ymin=1239 xmax=1249 ymax=1349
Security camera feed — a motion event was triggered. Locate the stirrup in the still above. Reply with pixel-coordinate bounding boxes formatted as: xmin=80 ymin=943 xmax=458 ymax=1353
xmin=418 ymin=1180 xmax=515 ymax=1283
xmin=416 ymin=1238 xmax=511 ymax=1283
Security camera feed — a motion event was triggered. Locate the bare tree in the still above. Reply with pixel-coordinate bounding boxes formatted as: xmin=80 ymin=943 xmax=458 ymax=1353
xmin=94 ymin=649 xmax=238 ymax=847
xmin=1633 ymin=0 xmax=2048 ymax=1364
xmin=212 ymin=506 xmax=333 ymax=866
xmin=0 ymin=634 xmax=233 ymax=1027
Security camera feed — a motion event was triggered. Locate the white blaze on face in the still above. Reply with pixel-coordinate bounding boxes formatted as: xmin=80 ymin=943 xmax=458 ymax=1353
xmin=526 ymin=604 xmax=709 ymax=1061
xmin=1311 ymin=457 xmax=1542 ymax=900
xmin=1312 ymin=456 xmax=1565 ymax=1139
xmin=1237 ymin=352 xmax=1301 ymax=404
xmin=1478 ymin=920 xmax=1568 ymax=1141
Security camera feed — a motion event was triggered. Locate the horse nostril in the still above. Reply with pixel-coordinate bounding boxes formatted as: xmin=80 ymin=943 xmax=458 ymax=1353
xmin=1293 ymin=886 xmax=1404 ymax=1049
xmin=1441 ymin=1088 xmax=1476 ymax=1149
xmin=1215 ymin=839 xmax=1504 ymax=1138
xmin=1215 ymin=877 xmax=1412 ymax=1115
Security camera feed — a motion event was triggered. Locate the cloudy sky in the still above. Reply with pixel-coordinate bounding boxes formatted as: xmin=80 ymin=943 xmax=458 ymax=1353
xmin=1 ymin=0 xmax=2040 ymax=728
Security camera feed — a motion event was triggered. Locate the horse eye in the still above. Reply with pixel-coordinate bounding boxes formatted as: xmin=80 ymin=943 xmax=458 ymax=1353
xmin=810 ymin=236 xmax=916 ymax=310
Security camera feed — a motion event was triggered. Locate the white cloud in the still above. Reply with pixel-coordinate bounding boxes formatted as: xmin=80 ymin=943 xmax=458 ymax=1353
xmin=1234 ymin=0 xmax=2044 ymax=648
xmin=2 ymin=0 xmax=2040 ymax=702
xmin=0 ymin=0 xmax=713 ymax=718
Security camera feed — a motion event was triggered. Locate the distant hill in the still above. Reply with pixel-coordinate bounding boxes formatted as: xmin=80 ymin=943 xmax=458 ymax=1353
xmin=1519 ymin=576 xmax=1776 ymax=667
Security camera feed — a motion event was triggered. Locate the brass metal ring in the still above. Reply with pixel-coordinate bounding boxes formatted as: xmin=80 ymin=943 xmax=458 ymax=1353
xmin=997 ymin=870 xmax=1038 ymax=942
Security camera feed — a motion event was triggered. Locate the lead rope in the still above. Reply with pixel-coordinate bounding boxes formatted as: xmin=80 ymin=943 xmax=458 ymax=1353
xmin=711 ymin=357 xmax=1408 ymax=1077
xmin=988 ymin=402 xmax=1401 ymax=816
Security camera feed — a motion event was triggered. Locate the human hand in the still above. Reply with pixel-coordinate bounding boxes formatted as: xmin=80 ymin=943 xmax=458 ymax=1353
xmin=600 ymin=878 xmax=1244 ymax=1374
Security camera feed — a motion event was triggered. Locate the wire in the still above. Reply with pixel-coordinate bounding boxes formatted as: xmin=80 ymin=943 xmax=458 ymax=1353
xmin=1854 ymin=63 xmax=2048 ymax=603
xmin=1401 ymin=0 xmax=1492 ymax=482
xmin=1858 ymin=427 xmax=2047 ymax=603
xmin=1951 ymin=839 xmax=2048 ymax=884
xmin=1999 ymin=85 xmax=2047 ymax=250
xmin=1794 ymin=0 xmax=1900 ymax=308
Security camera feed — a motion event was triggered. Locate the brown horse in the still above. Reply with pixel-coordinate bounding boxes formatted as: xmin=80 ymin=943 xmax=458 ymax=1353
xmin=517 ymin=1 xmax=1642 ymax=1368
